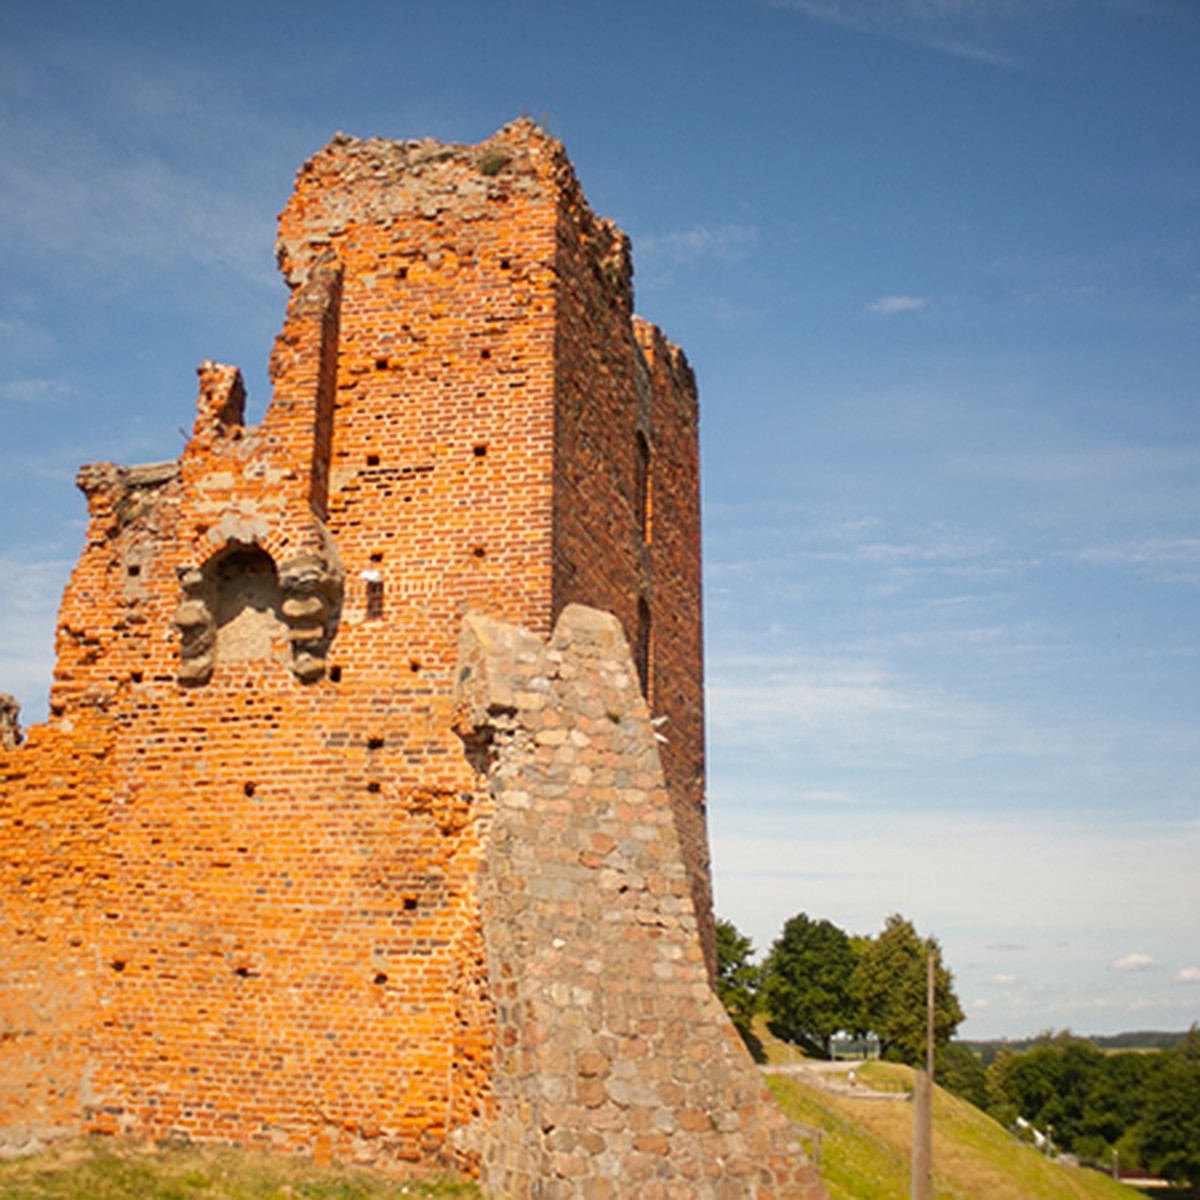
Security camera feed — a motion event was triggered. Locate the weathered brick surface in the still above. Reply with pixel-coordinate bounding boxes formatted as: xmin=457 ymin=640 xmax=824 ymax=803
xmin=455 ymin=606 xmax=823 ymax=1197
xmin=0 ymin=120 xmax=820 ymax=1194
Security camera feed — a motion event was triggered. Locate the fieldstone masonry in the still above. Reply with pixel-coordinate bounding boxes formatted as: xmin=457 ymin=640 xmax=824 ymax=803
xmin=455 ymin=606 xmax=823 ymax=1197
xmin=0 ymin=120 xmax=825 ymax=1196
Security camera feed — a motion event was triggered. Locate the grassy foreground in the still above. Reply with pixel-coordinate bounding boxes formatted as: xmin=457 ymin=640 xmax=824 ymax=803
xmin=0 ymin=1139 xmax=482 ymax=1200
xmin=0 ymin=1061 xmax=1146 ymax=1200
xmin=766 ymin=1058 xmax=1143 ymax=1200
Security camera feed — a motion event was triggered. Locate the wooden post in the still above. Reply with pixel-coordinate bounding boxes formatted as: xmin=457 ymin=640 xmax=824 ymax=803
xmin=911 ymin=943 xmax=935 ymax=1200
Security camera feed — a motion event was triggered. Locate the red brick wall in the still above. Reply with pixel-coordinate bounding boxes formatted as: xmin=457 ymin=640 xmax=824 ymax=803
xmin=0 ymin=717 xmax=110 ymax=1146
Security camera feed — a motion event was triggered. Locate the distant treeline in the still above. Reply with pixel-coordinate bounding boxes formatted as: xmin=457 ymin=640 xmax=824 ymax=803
xmin=963 ymin=1030 xmax=1190 ymax=1065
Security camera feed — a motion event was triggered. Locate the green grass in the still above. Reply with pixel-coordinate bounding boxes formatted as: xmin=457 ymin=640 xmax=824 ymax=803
xmin=766 ymin=1062 xmax=1143 ymax=1200
xmin=0 ymin=1140 xmax=481 ymax=1200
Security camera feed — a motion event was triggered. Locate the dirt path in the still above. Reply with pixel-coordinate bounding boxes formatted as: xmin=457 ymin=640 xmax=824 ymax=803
xmin=760 ymin=1060 xmax=908 ymax=1102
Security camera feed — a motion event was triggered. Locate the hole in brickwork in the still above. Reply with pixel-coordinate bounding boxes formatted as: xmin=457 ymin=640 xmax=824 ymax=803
xmin=473 ymin=444 xmax=487 ymax=458
xmin=369 ymin=551 xmax=383 ymax=563
xmin=500 ymin=258 xmax=511 ymax=270
xmin=403 ymin=897 xmax=418 ymax=911
xmin=480 ymin=348 xmax=491 ymax=360
xmin=365 ymin=577 xmax=384 ymax=619
xmin=243 ymin=782 xmax=256 ymax=798
xmin=367 ymin=736 xmax=384 ymax=750
xmin=127 ymin=564 xmax=141 ymax=577
xmin=397 ymin=267 xmax=408 ymax=280
xmin=373 ymin=972 xmax=388 ymax=985
xmin=212 ymin=547 xmax=286 ymax=664
xmin=374 ymin=358 xmax=388 ymax=371
xmin=329 ymin=665 xmax=342 ymax=682
xmin=472 ymin=546 xmax=486 ymax=559
xmin=409 ymin=660 xmax=421 ymax=674
xmin=131 ymin=672 xmax=143 ymax=684
xmin=111 ymin=960 xmax=127 ymax=973
xmin=636 ymin=596 xmax=653 ymax=701
xmin=366 ymin=454 xmax=380 ymax=467
xmin=233 ymin=966 xmax=257 ymax=979
xmin=635 ymin=431 xmax=651 ymax=544
xmin=367 ymin=781 xmax=381 ymax=794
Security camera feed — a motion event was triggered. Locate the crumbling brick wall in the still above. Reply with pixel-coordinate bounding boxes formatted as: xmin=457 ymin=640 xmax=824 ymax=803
xmin=0 ymin=120 xmax=819 ymax=1194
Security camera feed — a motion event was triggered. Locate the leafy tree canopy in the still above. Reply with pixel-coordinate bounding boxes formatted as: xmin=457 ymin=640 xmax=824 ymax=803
xmin=714 ymin=917 xmax=763 ymax=1059
xmin=852 ymin=913 xmax=963 ymax=1065
xmin=1139 ymin=1025 xmax=1200 ymax=1186
xmin=761 ymin=912 xmax=859 ymax=1057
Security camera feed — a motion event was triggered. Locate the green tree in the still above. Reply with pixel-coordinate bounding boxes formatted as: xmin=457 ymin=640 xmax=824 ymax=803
xmin=982 ymin=1032 xmax=1168 ymax=1165
xmin=852 ymin=914 xmax=963 ymax=1065
xmin=1138 ymin=1025 xmax=1200 ymax=1186
xmin=714 ymin=917 xmax=762 ymax=1058
xmin=936 ymin=1041 xmax=988 ymax=1109
xmin=999 ymin=1034 xmax=1107 ymax=1153
xmin=1080 ymin=1050 xmax=1151 ymax=1155
xmin=761 ymin=912 xmax=859 ymax=1057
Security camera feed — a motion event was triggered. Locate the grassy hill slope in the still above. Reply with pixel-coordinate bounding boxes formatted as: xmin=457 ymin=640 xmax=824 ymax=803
xmin=766 ymin=1058 xmax=1142 ymax=1200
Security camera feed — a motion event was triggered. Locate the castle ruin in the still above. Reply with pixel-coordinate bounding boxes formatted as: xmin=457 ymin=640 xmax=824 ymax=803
xmin=0 ymin=121 xmax=824 ymax=1198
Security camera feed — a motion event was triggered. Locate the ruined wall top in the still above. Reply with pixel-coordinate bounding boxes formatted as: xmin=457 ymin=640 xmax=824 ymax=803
xmin=275 ymin=119 xmax=634 ymax=310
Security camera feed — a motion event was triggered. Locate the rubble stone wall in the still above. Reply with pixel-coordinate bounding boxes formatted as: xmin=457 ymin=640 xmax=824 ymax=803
xmin=455 ymin=606 xmax=823 ymax=1198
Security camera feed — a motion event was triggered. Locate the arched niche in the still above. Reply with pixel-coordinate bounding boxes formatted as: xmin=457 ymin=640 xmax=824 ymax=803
xmin=211 ymin=546 xmax=288 ymax=664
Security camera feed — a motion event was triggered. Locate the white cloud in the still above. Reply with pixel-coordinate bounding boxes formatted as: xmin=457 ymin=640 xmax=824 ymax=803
xmin=1112 ymin=953 xmax=1158 ymax=972
xmin=988 ymin=973 xmax=1019 ymax=986
xmin=796 ymin=789 xmax=865 ymax=807
xmin=866 ymin=294 xmax=926 ymax=315
xmin=1177 ymin=966 xmax=1200 ymax=983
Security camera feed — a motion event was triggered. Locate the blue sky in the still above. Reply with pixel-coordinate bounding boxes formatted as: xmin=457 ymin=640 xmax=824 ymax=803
xmin=2 ymin=0 xmax=1198 ymax=1039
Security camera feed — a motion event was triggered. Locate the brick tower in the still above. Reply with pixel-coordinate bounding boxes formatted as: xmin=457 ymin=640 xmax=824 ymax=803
xmin=0 ymin=122 xmax=824 ymax=1197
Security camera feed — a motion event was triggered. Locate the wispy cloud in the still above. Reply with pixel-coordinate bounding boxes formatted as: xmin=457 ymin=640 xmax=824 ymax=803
xmin=866 ymin=294 xmax=926 ymax=316
xmin=1076 ymin=536 xmax=1200 ymax=585
xmin=635 ymin=223 xmax=760 ymax=285
xmin=706 ymin=643 xmax=1105 ymax=775
xmin=0 ymin=41 xmax=297 ymax=294
xmin=0 ymin=378 xmax=71 ymax=407
xmin=771 ymin=0 xmax=1187 ymax=68
xmin=770 ymin=0 xmax=1032 ymax=65
xmin=1176 ymin=966 xmax=1200 ymax=983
